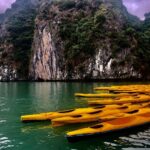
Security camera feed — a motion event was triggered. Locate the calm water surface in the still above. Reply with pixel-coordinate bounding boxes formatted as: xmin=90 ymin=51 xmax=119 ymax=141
xmin=0 ymin=82 xmax=150 ymax=150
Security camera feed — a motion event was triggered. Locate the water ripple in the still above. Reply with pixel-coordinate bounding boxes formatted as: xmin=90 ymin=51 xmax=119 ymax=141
xmin=0 ymin=135 xmax=14 ymax=150
xmin=101 ymin=128 xmax=150 ymax=149
xmin=0 ymin=120 xmax=6 ymax=124
xmin=121 ymin=136 xmax=149 ymax=144
xmin=0 ymin=108 xmax=10 ymax=112
xmin=114 ymin=128 xmax=150 ymax=148
xmin=0 ymin=103 xmax=5 ymax=107
xmin=0 ymin=137 xmax=8 ymax=140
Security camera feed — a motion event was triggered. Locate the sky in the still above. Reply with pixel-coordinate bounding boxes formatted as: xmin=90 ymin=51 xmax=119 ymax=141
xmin=0 ymin=0 xmax=150 ymax=20
xmin=0 ymin=0 xmax=15 ymax=13
xmin=122 ymin=0 xmax=150 ymax=20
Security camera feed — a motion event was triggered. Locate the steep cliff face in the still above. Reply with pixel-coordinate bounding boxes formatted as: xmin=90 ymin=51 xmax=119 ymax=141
xmin=30 ymin=21 xmax=63 ymax=80
xmin=0 ymin=0 xmax=37 ymax=80
xmin=0 ymin=15 xmax=17 ymax=81
xmin=29 ymin=0 xmax=141 ymax=80
xmin=0 ymin=0 xmax=149 ymax=81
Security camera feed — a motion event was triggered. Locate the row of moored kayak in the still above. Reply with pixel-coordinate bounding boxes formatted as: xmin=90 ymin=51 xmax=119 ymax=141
xmin=21 ymin=84 xmax=150 ymax=142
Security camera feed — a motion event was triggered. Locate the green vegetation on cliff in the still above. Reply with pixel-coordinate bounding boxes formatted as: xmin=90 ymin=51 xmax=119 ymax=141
xmin=8 ymin=10 xmax=36 ymax=77
xmin=0 ymin=0 xmax=150 ymax=80
xmin=133 ymin=13 xmax=150 ymax=78
xmin=60 ymin=12 xmax=106 ymax=60
xmin=5 ymin=0 xmax=36 ymax=78
xmin=58 ymin=0 xmax=137 ymax=74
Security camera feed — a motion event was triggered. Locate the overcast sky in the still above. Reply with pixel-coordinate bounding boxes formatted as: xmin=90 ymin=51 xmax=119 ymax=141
xmin=0 ymin=0 xmax=15 ymax=13
xmin=0 ymin=0 xmax=150 ymax=20
xmin=122 ymin=0 xmax=150 ymax=20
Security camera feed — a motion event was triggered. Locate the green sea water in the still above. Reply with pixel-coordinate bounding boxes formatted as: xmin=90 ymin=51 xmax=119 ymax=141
xmin=0 ymin=82 xmax=150 ymax=150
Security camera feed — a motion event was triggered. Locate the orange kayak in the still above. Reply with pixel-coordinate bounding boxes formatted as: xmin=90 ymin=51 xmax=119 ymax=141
xmin=67 ymin=112 xmax=150 ymax=142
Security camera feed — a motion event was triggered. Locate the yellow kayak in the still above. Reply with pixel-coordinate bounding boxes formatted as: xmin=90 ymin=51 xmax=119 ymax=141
xmin=94 ymin=87 xmax=150 ymax=94
xmin=110 ymin=90 xmax=150 ymax=94
xmin=66 ymin=112 xmax=150 ymax=141
xmin=75 ymin=93 xmax=136 ymax=98
xmin=52 ymin=103 xmax=150 ymax=126
xmin=94 ymin=85 xmax=150 ymax=91
xmin=21 ymin=103 xmax=132 ymax=122
xmin=79 ymin=95 xmax=137 ymax=101
xmin=88 ymin=95 xmax=150 ymax=105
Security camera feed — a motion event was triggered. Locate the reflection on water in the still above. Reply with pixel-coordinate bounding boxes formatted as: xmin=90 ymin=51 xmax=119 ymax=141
xmin=21 ymin=123 xmax=52 ymax=133
xmin=0 ymin=82 xmax=150 ymax=150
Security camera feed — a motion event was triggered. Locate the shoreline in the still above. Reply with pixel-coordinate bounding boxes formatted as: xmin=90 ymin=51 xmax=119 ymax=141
xmin=0 ymin=78 xmax=150 ymax=83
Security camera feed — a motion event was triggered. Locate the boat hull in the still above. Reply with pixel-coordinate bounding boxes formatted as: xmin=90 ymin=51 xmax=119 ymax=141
xmin=67 ymin=113 xmax=150 ymax=142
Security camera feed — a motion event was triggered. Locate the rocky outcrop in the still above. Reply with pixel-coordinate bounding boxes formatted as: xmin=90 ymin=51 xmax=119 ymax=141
xmin=30 ymin=22 xmax=63 ymax=80
xmin=92 ymin=49 xmax=141 ymax=79
xmin=29 ymin=0 xmax=141 ymax=80
xmin=0 ymin=20 xmax=17 ymax=81
xmin=0 ymin=65 xmax=17 ymax=81
xmin=0 ymin=0 xmax=37 ymax=81
xmin=0 ymin=0 xmax=148 ymax=81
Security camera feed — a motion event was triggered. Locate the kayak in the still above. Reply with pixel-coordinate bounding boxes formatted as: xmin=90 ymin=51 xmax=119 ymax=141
xmin=94 ymin=87 xmax=150 ymax=94
xmin=110 ymin=90 xmax=150 ymax=94
xmin=78 ymin=95 xmax=139 ymax=102
xmin=21 ymin=103 xmax=131 ymax=122
xmin=95 ymin=84 xmax=150 ymax=88
xmin=21 ymin=100 xmax=149 ymax=122
xmin=88 ymin=95 xmax=150 ymax=105
xmin=21 ymin=95 xmax=150 ymax=122
xmin=94 ymin=85 xmax=150 ymax=91
xmin=52 ymin=103 xmax=150 ymax=127
xmin=75 ymin=93 xmax=137 ymax=98
xmin=66 ymin=112 xmax=150 ymax=141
